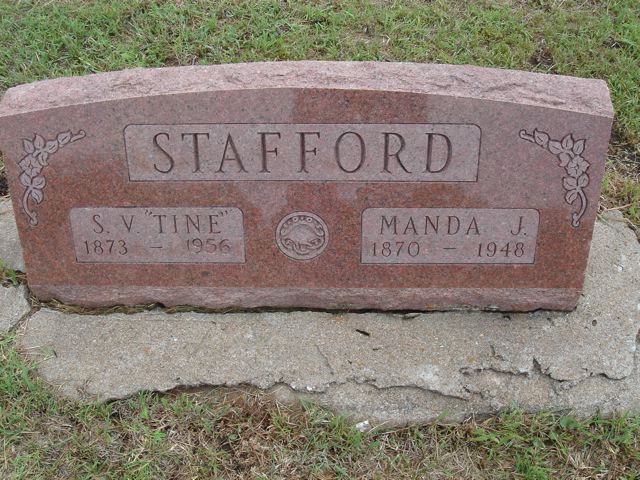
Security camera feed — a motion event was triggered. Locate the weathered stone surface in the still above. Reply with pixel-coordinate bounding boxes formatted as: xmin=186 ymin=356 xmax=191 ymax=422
xmin=17 ymin=214 xmax=639 ymax=423
xmin=0 ymin=198 xmax=24 ymax=271
xmin=0 ymin=284 xmax=30 ymax=333
xmin=0 ymin=62 xmax=614 ymax=311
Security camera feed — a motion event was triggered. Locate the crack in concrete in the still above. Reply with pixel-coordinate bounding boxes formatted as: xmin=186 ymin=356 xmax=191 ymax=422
xmin=489 ymin=343 xmax=507 ymax=362
xmin=315 ymin=344 xmax=336 ymax=376
xmin=272 ymin=377 xmax=472 ymax=402
xmin=309 ymin=344 xmax=469 ymax=400
xmin=456 ymin=353 xmax=633 ymax=396
xmin=459 ymin=364 xmax=532 ymax=379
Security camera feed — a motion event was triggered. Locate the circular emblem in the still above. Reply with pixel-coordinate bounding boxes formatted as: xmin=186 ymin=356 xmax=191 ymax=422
xmin=276 ymin=212 xmax=329 ymax=260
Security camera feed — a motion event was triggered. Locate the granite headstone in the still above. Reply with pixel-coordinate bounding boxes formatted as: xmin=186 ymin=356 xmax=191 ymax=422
xmin=0 ymin=62 xmax=613 ymax=310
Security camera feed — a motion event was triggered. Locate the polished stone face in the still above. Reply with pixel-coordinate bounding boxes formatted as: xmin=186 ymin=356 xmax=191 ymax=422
xmin=0 ymin=62 xmax=614 ymax=310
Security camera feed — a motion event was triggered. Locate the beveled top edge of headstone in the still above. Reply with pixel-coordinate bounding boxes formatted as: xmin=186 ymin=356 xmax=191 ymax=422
xmin=0 ymin=61 xmax=613 ymax=118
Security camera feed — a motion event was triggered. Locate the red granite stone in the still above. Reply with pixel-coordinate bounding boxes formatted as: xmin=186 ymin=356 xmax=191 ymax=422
xmin=0 ymin=62 xmax=613 ymax=311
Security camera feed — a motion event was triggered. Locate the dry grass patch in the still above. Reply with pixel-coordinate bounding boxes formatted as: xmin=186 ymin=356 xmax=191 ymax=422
xmin=601 ymin=138 xmax=640 ymax=235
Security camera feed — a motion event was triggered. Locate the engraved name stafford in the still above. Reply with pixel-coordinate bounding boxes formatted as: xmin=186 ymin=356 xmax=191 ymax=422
xmin=125 ymin=123 xmax=480 ymax=182
xmin=361 ymin=208 xmax=539 ymax=264
xmin=70 ymin=207 xmax=245 ymax=263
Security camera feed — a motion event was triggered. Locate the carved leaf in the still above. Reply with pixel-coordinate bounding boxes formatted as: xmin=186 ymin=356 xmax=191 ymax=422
xmin=36 ymin=152 xmax=49 ymax=166
xmin=19 ymin=172 xmax=32 ymax=187
xmin=31 ymin=188 xmax=43 ymax=204
xmin=565 ymin=190 xmax=578 ymax=204
xmin=534 ymin=129 xmax=549 ymax=147
xmin=561 ymin=134 xmax=574 ymax=150
xmin=563 ymin=176 xmax=578 ymax=189
xmin=31 ymin=175 xmax=46 ymax=189
xmin=577 ymin=173 xmax=589 ymax=188
xmin=34 ymin=134 xmax=45 ymax=150
xmin=57 ymin=131 xmax=71 ymax=145
xmin=22 ymin=138 xmax=35 ymax=154
xmin=44 ymin=140 xmax=58 ymax=154
xmin=19 ymin=156 xmax=32 ymax=171
xmin=558 ymin=152 xmax=572 ymax=167
xmin=548 ymin=140 xmax=563 ymax=154
xmin=572 ymin=139 xmax=585 ymax=155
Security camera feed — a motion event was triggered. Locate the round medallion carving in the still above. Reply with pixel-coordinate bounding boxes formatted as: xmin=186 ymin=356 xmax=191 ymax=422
xmin=276 ymin=212 xmax=329 ymax=260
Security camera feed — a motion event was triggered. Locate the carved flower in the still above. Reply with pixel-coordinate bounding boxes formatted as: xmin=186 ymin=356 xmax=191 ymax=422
xmin=18 ymin=129 xmax=85 ymax=227
xmin=566 ymin=155 xmax=589 ymax=177
xmin=18 ymin=154 xmax=43 ymax=178
xmin=23 ymin=134 xmax=58 ymax=166
xmin=519 ymin=128 xmax=590 ymax=228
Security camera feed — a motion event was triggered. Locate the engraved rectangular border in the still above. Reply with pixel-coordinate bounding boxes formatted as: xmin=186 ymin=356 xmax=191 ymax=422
xmin=359 ymin=207 xmax=540 ymax=265
xmin=69 ymin=206 xmax=247 ymax=265
xmin=123 ymin=122 xmax=482 ymax=183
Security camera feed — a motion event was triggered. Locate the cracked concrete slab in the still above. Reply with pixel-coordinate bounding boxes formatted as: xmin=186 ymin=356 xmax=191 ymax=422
xmin=16 ymin=212 xmax=640 ymax=424
xmin=0 ymin=284 xmax=30 ymax=333
xmin=0 ymin=198 xmax=24 ymax=271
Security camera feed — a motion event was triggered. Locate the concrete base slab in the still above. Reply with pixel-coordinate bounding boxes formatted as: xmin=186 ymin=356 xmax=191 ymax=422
xmin=0 ymin=198 xmax=24 ymax=271
xmin=0 ymin=284 xmax=30 ymax=333
xmin=16 ymin=212 xmax=640 ymax=424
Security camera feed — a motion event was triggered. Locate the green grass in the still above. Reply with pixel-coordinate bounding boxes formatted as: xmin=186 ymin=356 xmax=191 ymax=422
xmin=1 ymin=333 xmax=639 ymax=479
xmin=0 ymin=260 xmax=19 ymax=287
xmin=601 ymin=140 xmax=640 ymax=225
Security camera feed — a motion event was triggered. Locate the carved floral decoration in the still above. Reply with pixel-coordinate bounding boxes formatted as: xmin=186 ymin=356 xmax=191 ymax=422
xmin=519 ymin=128 xmax=589 ymax=227
xmin=18 ymin=130 xmax=85 ymax=226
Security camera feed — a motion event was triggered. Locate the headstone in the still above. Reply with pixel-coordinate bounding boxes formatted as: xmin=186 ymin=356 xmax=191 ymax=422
xmin=0 ymin=62 xmax=613 ymax=311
